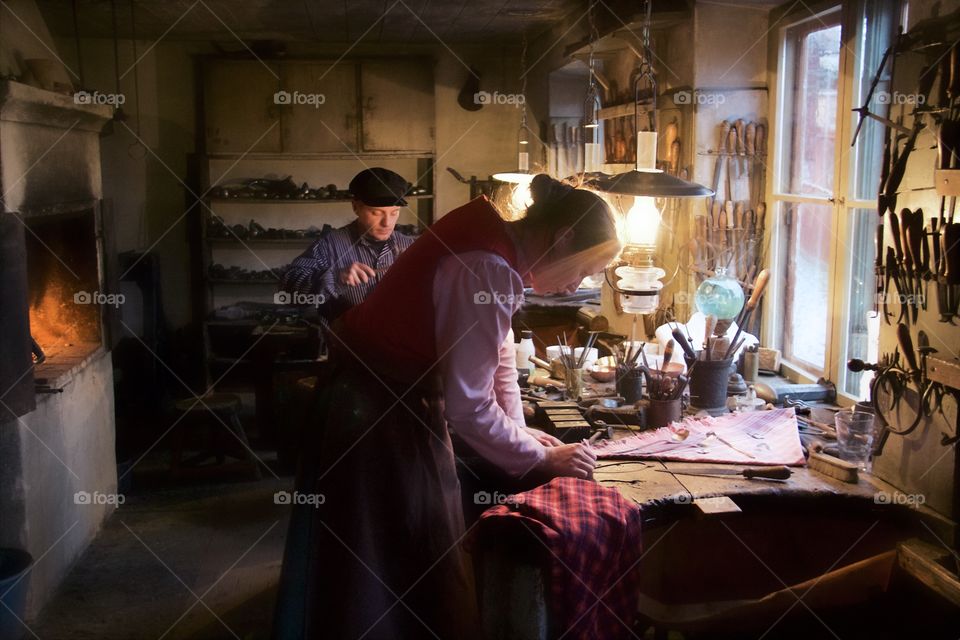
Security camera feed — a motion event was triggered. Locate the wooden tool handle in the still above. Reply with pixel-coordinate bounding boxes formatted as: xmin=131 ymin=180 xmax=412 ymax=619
xmin=931 ymin=219 xmax=941 ymax=276
xmin=704 ymin=314 xmax=718 ymax=341
xmin=746 ymin=269 xmax=770 ymax=310
xmin=726 ymin=127 xmax=738 ymax=159
xmin=670 ymin=139 xmax=681 ymax=174
xmin=718 ymin=120 xmax=731 ymax=154
xmin=745 ymin=122 xmax=756 ymax=157
xmin=664 ymin=121 xmax=679 ymax=150
xmin=754 ymin=123 xmax=766 ymax=155
xmin=662 ymin=339 xmax=675 ymax=369
xmin=897 ymin=323 xmax=919 ymax=374
xmin=529 ymin=375 xmax=563 ymax=389
xmin=711 ymin=200 xmax=722 ymax=225
xmin=949 ymin=43 xmax=960 ymax=98
xmin=672 ymin=329 xmax=698 ymax=360
xmin=724 ymin=200 xmax=735 ymax=227
xmin=920 ymin=221 xmax=930 ymax=273
xmin=875 ymin=223 xmax=884 ymax=269
xmin=743 ymin=466 xmax=793 ymax=480
xmin=529 ymin=355 xmax=551 ymax=369
xmin=944 ymin=224 xmax=960 ymax=285
xmin=711 ymin=337 xmax=730 ymax=360
xmin=900 ymin=208 xmax=914 ymax=270
xmin=889 ymin=211 xmax=903 ymax=261
xmin=905 ymin=210 xmax=924 ymax=271
xmin=734 ymin=119 xmax=745 ymax=155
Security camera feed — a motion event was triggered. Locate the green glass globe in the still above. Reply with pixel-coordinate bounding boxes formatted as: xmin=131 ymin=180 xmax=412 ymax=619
xmin=695 ymin=267 xmax=745 ymax=320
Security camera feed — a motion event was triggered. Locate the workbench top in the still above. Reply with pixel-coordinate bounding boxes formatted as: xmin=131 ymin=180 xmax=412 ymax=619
xmin=594 ymin=453 xmax=951 ymax=536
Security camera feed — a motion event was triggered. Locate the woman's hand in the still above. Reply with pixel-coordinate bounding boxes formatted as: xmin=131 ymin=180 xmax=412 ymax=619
xmin=538 ymin=443 xmax=597 ymax=479
xmin=526 ymin=427 xmax=563 ymax=447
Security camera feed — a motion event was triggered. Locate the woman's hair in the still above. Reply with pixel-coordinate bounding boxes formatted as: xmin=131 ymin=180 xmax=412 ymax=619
xmin=524 ymin=174 xmax=618 ymax=253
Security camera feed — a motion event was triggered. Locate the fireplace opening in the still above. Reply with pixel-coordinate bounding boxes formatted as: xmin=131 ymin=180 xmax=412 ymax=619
xmin=26 ymin=209 xmax=104 ymax=372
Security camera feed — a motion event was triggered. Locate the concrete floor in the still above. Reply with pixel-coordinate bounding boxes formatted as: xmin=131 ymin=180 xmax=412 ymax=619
xmin=29 ymin=462 xmax=292 ymax=640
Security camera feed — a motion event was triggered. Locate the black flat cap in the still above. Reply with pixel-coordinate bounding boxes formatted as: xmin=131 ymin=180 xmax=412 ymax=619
xmin=349 ymin=168 xmax=411 ymax=207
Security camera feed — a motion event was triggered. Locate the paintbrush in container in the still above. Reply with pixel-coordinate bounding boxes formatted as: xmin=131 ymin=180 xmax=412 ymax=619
xmin=723 ymin=269 xmax=770 ymax=360
xmin=702 ymin=314 xmax=717 ymax=361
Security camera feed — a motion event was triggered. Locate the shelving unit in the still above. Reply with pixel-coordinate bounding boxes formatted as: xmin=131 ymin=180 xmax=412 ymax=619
xmin=199 ymin=156 xmax=434 ymax=313
xmin=197 ymin=56 xmax=436 ymax=393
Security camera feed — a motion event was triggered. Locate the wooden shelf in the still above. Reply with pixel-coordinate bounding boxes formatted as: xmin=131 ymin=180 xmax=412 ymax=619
xmin=935 ymin=170 xmax=960 ymax=197
xmin=598 ymin=101 xmax=651 ymax=120
xmin=206 ymin=194 xmax=433 ymax=205
xmin=898 ymin=538 xmax=960 ymax=607
xmin=927 ymin=356 xmax=960 ymax=391
xmin=205 ymin=151 xmax=435 ymax=160
xmin=207 ymin=237 xmax=318 ymax=246
xmin=204 ymin=319 xmax=259 ymax=327
xmin=207 ymin=278 xmax=281 ymax=285
xmin=206 ymin=355 xmax=321 ymax=366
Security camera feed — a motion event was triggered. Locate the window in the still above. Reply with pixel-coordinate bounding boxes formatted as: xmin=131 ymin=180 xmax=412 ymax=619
xmin=768 ymin=1 xmax=897 ymax=399
xmin=774 ymin=8 xmax=843 ymax=375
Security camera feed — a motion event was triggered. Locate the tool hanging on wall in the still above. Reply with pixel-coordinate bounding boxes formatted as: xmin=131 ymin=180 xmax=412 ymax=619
xmin=707 ymin=120 xmax=730 ymax=215
xmin=874 ymin=222 xmax=885 ymax=320
xmin=696 ymin=118 xmax=767 ymax=282
xmin=871 ymin=38 xmax=960 ymax=326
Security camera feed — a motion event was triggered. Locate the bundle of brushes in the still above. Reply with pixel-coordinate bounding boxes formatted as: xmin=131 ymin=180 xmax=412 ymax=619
xmin=639 ymin=339 xmax=689 ymax=401
xmin=613 ymin=316 xmax=643 ymax=377
xmin=613 ymin=339 xmax=644 ymax=373
xmin=557 ymin=331 xmax=599 ymax=370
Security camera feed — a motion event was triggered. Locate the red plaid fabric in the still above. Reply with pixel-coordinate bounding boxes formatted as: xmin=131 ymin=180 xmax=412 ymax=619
xmin=477 ymin=478 xmax=643 ymax=639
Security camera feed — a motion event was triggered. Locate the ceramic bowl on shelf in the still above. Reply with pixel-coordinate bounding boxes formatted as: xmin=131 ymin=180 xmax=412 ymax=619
xmin=589 ymin=356 xmax=617 ymax=382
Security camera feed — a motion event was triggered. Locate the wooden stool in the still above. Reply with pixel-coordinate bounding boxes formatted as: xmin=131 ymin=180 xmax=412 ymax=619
xmin=170 ymin=393 xmax=261 ymax=480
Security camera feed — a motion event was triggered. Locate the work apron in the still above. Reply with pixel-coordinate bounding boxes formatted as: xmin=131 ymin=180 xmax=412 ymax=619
xmin=289 ymin=352 xmax=480 ymax=640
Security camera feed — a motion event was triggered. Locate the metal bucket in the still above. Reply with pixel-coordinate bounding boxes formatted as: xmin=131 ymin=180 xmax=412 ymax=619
xmin=0 ymin=548 xmax=32 ymax=640
xmin=647 ymin=398 xmax=683 ymax=429
xmin=687 ymin=357 xmax=734 ymax=410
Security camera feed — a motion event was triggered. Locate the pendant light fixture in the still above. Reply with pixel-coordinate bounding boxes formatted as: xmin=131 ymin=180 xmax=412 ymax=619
xmin=582 ymin=2 xmax=602 ymax=173
xmin=590 ymin=0 xmax=713 ymax=315
xmin=492 ymin=35 xmax=536 ymax=213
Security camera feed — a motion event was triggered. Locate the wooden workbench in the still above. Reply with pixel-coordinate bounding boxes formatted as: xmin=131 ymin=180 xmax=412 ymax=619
xmin=596 ymin=457 xmax=903 ymax=509
xmin=478 ymin=444 xmax=960 ymax=639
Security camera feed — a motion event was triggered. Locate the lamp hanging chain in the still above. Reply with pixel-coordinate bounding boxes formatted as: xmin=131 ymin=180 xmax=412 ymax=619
xmin=584 ymin=1 xmax=601 ymax=128
xmin=587 ymin=1 xmax=598 ymax=89
xmin=635 ymin=0 xmax=657 ymax=134
xmin=520 ymin=34 xmax=528 ymax=130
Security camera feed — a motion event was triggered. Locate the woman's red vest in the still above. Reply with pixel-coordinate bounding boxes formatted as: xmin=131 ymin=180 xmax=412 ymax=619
xmin=335 ymin=197 xmax=520 ymax=381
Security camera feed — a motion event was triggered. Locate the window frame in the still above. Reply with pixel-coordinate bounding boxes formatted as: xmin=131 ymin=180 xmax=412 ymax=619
xmin=764 ymin=0 xmax=897 ymax=403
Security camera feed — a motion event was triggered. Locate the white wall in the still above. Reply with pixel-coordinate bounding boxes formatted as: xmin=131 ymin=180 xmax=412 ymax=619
xmin=0 ymin=350 xmax=117 ymax=619
xmin=433 ymin=49 xmax=527 ymax=216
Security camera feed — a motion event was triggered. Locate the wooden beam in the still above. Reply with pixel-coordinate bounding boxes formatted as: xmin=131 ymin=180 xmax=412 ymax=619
xmin=897 ymin=538 xmax=960 ymax=607
xmin=927 ymin=356 xmax=960 ymax=392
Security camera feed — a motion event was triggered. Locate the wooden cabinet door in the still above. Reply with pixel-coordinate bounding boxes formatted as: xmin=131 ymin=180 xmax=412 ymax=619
xmin=279 ymin=62 xmax=359 ymax=153
xmin=203 ymin=60 xmax=282 ymax=153
xmin=360 ymin=60 xmax=434 ymax=152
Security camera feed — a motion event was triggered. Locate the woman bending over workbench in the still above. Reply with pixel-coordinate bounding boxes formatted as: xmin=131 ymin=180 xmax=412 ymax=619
xmin=273 ymin=174 xmax=621 ymax=639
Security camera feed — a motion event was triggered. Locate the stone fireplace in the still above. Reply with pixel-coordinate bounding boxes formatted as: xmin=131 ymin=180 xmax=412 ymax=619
xmin=0 ymin=79 xmax=117 ymax=619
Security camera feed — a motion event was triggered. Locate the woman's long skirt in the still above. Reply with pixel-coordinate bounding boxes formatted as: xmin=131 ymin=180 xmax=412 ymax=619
xmin=274 ymin=358 xmax=480 ymax=640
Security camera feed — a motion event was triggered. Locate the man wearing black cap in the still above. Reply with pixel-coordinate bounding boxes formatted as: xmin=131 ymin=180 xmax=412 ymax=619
xmin=280 ymin=167 xmax=416 ymax=318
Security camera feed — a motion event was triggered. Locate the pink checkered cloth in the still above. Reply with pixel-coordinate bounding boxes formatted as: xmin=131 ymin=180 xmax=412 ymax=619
xmin=592 ymin=407 xmax=806 ymax=466
xmin=477 ymin=478 xmax=644 ymax=639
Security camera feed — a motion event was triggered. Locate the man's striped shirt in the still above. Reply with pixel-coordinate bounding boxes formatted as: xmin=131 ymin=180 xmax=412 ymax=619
xmin=280 ymin=221 xmax=415 ymax=316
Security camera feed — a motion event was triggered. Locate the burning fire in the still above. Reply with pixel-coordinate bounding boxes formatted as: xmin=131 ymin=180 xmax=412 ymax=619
xmin=29 ymin=277 xmax=98 ymax=358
